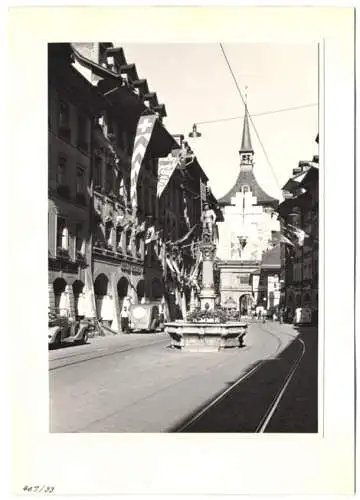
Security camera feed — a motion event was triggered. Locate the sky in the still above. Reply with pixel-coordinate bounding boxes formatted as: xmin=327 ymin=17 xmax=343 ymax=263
xmin=119 ymin=43 xmax=319 ymax=201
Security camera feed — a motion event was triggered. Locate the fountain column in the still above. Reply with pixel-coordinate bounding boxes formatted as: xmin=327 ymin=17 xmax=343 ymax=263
xmin=199 ymin=236 xmax=217 ymax=311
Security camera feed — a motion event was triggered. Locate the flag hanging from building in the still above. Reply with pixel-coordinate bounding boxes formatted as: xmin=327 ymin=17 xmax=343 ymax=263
xmin=130 ymin=114 xmax=157 ymax=213
xmin=157 ymin=154 xmax=181 ymax=197
xmin=287 ymin=224 xmax=309 ymax=247
xmin=183 ymin=192 xmax=191 ymax=229
xmin=280 ymin=234 xmax=295 ymax=247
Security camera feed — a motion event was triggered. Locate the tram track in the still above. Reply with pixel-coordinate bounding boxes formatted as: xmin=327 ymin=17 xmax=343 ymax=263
xmin=175 ymin=323 xmax=306 ymax=433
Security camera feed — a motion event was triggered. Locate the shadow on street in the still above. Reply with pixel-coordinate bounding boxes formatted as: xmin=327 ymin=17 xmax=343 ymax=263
xmin=170 ymin=324 xmax=318 ymax=433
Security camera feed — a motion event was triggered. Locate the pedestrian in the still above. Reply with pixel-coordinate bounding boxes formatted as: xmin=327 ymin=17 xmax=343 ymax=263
xmin=121 ymin=306 xmax=130 ymax=333
xmin=279 ymin=308 xmax=284 ymax=324
xmin=262 ymin=308 xmax=267 ymax=323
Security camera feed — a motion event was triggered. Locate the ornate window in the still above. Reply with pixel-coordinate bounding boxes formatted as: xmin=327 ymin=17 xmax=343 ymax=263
xmin=106 ymin=163 xmax=113 ymax=194
xmin=116 ymin=226 xmax=123 ymax=250
xmin=57 ymin=155 xmax=67 ymax=185
xmin=105 ymin=221 xmax=114 ymax=248
xmin=56 ymin=217 xmax=69 ymax=251
xmin=58 ymin=99 xmax=71 ymax=141
xmin=75 ymin=223 xmax=85 ymax=255
xmin=76 ymin=165 xmax=86 ymax=205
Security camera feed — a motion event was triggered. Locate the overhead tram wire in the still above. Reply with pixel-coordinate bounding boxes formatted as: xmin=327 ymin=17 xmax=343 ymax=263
xmin=219 ymin=43 xmax=285 ymax=192
xmin=196 ymin=103 xmax=318 ymax=126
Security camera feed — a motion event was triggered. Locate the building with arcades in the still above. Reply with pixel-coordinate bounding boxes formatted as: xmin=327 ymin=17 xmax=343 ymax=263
xmin=48 ymin=42 xmax=223 ymax=331
xmin=48 ymin=43 xmax=105 ymax=322
xmin=71 ymin=42 xmax=179 ymax=331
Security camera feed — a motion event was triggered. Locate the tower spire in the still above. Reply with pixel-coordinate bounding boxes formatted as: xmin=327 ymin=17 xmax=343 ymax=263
xmin=240 ymin=86 xmax=254 ymax=155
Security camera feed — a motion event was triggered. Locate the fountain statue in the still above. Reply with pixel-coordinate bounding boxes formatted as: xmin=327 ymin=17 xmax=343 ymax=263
xmin=164 ymin=206 xmax=248 ymax=352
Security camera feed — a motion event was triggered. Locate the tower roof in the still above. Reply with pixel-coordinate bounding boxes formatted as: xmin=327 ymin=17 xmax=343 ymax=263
xmin=240 ymin=105 xmax=254 ymax=154
xmin=218 ymin=168 xmax=279 ymax=208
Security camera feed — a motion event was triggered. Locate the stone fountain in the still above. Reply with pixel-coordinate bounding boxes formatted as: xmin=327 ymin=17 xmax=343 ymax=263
xmin=165 ymin=215 xmax=248 ymax=352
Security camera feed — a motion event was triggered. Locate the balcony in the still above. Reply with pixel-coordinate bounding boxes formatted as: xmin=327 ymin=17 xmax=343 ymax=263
xmin=76 ymin=251 xmax=87 ymax=266
xmin=56 ymin=247 xmax=70 ymax=260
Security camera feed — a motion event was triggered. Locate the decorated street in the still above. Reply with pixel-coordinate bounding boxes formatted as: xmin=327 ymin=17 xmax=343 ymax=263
xmin=47 ymin=43 xmax=319 ymax=435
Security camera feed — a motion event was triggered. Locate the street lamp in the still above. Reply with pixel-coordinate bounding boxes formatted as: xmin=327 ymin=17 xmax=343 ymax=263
xmin=188 ymin=123 xmax=201 ymax=138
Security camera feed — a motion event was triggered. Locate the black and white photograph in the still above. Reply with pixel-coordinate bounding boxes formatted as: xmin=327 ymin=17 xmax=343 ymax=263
xmin=8 ymin=5 xmax=355 ymax=497
xmin=48 ymin=41 xmax=319 ymax=434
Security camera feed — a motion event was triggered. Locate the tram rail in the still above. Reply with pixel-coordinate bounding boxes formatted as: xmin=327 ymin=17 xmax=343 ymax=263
xmin=175 ymin=323 xmax=305 ymax=433
xmin=49 ymin=337 xmax=168 ymax=371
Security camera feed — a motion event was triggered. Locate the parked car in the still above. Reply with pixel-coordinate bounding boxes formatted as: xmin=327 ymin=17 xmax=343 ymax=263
xmin=128 ymin=303 xmax=163 ymax=333
xmin=48 ymin=309 xmax=93 ymax=348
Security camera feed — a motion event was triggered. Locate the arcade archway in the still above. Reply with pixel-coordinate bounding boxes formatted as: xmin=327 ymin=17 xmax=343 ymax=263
xmin=151 ymin=278 xmax=163 ymax=300
xmin=53 ymin=278 xmax=67 ymax=314
xmin=94 ymin=273 xmax=109 ymax=318
xmin=72 ymin=280 xmax=84 ymax=317
xmin=136 ymin=279 xmax=145 ymax=302
xmin=117 ymin=277 xmax=129 ymax=313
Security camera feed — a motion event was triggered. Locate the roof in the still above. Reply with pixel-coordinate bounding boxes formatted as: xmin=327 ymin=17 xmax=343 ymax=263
xmin=261 ymin=243 xmax=281 ymax=268
xmin=219 ymin=168 xmax=279 ymax=208
xmin=240 ymin=106 xmax=254 ymax=153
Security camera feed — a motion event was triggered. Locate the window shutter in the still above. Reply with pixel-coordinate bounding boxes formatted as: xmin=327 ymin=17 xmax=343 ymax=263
xmin=48 ymin=209 xmax=57 ymax=257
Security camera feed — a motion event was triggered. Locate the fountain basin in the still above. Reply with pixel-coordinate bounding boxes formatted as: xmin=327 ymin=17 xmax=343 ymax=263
xmin=165 ymin=321 xmax=248 ymax=352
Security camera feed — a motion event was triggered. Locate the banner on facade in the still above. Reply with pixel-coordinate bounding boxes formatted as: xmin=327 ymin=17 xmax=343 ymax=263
xmin=157 ymin=155 xmax=180 ymax=197
xmin=130 ymin=114 xmax=157 ymax=213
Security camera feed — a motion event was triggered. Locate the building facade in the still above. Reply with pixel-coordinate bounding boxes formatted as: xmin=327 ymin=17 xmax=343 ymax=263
xmin=48 ymin=43 xmax=222 ymax=332
xmin=217 ymin=103 xmax=280 ymax=312
xmin=48 ymin=44 xmax=104 ymax=321
xmin=278 ymin=135 xmax=319 ymax=323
